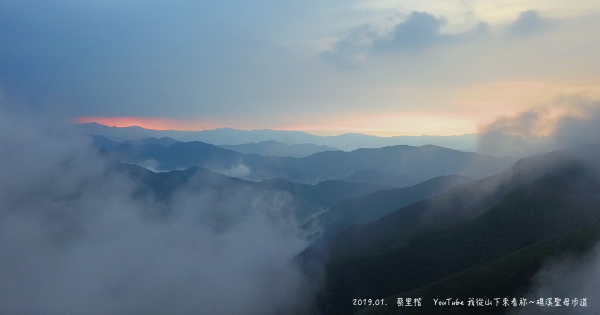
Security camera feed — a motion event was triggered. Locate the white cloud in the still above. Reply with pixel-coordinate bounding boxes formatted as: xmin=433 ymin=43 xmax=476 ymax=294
xmin=0 ymin=108 xmax=314 ymax=315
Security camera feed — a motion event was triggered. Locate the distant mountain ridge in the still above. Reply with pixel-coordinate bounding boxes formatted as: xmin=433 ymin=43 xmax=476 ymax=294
xmin=298 ymin=144 xmax=600 ymax=315
xmin=282 ymin=144 xmax=515 ymax=181
xmin=91 ymin=135 xmax=335 ymax=158
xmin=92 ymin=137 xmax=516 ymax=183
xmin=217 ymin=140 xmax=339 ymax=158
xmin=114 ymin=162 xmax=388 ymax=226
xmin=305 ymin=174 xmax=475 ymax=246
xmin=343 ymin=169 xmax=421 ymax=188
xmin=91 ymin=135 xmax=179 ymax=150
xmin=77 ymin=122 xmax=479 ymax=152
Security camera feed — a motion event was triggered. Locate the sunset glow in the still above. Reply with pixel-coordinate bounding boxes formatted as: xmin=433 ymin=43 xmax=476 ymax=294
xmin=283 ymin=112 xmax=478 ymax=136
xmin=76 ymin=116 xmax=220 ymax=131
xmin=24 ymin=0 xmax=600 ymax=137
xmin=4 ymin=1 xmax=600 ymax=314
xmin=76 ymin=112 xmax=479 ymax=137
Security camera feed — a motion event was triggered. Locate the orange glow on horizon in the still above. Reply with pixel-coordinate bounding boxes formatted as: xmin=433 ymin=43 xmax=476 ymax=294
xmin=76 ymin=116 xmax=219 ymax=131
xmin=281 ymin=112 xmax=480 ymax=136
xmin=76 ymin=113 xmax=479 ymax=136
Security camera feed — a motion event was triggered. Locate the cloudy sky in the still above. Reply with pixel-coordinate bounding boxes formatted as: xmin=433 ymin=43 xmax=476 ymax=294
xmin=1 ymin=0 xmax=599 ymax=135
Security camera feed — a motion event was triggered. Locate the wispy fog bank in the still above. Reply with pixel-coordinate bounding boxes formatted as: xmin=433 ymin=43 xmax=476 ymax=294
xmin=0 ymin=109 xmax=314 ymax=315
xmin=478 ymin=96 xmax=600 ymax=157
xmin=507 ymin=244 xmax=600 ymax=314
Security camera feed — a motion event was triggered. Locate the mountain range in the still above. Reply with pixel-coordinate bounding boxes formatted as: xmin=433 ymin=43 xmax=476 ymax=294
xmin=89 ymin=128 xmax=600 ymax=315
xmin=217 ymin=140 xmax=339 ymax=158
xmin=343 ymin=169 xmax=421 ymax=188
xmin=113 ymin=162 xmax=388 ymax=228
xmin=91 ymin=136 xmax=516 ymax=183
xmin=92 ymin=135 xmax=338 ymax=158
xmin=296 ymin=144 xmax=600 ymax=315
xmin=78 ymin=123 xmax=479 ymax=152
xmin=356 ymin=220 xmax=600 ymax=315
xmin=304 ymin=174 xmax=475 ymax=246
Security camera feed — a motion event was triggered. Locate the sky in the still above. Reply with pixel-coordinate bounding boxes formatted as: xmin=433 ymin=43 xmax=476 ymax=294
xmin=1 ymin=0 xmax=600 ymax=136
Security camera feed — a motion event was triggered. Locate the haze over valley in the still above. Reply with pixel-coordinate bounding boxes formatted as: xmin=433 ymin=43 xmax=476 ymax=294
xmin=2 ymin=0 xmax=600 ymax=314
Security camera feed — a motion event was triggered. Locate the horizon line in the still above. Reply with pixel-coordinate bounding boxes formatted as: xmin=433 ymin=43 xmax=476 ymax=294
xmin=76 ymin=121 xmax=478 ymax=138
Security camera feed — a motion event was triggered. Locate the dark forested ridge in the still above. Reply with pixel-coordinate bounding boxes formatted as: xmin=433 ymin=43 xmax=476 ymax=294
xmin=113 ymin=162 xmax=388 ymax=224
xmin=298 ymin=145 xmax=600 ymax=315
xmin=304 ymin=175 xmax=475 ymax=247
xmin=355 ymin=221 xmax=600 ymax=315
xmin=217 ymin=140 xmax=339 ymax=158
xmin=343 ymin=169 xmax=422 ymax=188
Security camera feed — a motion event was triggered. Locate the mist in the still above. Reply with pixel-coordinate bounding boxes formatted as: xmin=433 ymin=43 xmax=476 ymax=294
xmin=507 ymin=244 xmax=600 ymax=314
xmin=0 ymin=109 xmax=314 ymax=315
xmin=475 ymin=96 xmax=600 ymax=314
xmin=477 ymin=96 xmax=600 ymax=157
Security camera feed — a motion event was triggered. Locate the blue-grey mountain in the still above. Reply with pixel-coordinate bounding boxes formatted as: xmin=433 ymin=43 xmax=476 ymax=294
xmin=78 ymin=123 xmax=479 ymax=152
xmin=92 ymin=137 xmax=516 ymax=183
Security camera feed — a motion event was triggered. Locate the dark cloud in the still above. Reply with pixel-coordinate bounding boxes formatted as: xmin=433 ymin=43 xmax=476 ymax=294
xmin=509 ymin=10 xmax=554 ymax=37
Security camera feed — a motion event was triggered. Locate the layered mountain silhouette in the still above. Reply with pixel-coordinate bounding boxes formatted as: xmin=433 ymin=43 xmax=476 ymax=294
xmin=217 ymin=140 xmax=339 ymax=158
xmin=343 ymin=169 xmax=421 ymax=188
xmin=296 ymin=144 xmax=600 ymax=315
xmin=304 ymin=175 xmax=475 ymax=246
xmin=112 ymin=162 xmax=387 ymax=226
xmin=78 ymin=123 xmax=479 ymax=152
xmin=93 ymin=137 xmax=515 ymax=183
xmin=355 ymin=221 xmax=600 ymax=315
xmin=91 ymin=135 xmax=179 ymax=150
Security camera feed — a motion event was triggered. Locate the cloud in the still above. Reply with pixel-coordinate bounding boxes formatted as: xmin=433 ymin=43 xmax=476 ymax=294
xmin=508 ymin=244 xmax=600 ymax=314
xmin=219 ymin=163 xmax=252 ymax=178
xmin=321 ymin=11 xmax=488 ymax=66
xmin=0 ymin=108 xmax=314 ymax=314
xmin=320 ymin=9 xmax=560 ymax=68
xmin=374 ymin=12 xmax=453 ymax=52
xmin=319 ymin=24 xmax=376 ymax=68
xmin=135 ymin=159 xmax=188 ymax=173
xmin=474 ymin=94 xmax=600 ymax=315
xmin=509 ymin=10 xmax=554 ymax=37
xmin=477 ymin=96 xmax=600 ymax=157
xmin=2 ymin=2 xmax=600 ymax=132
